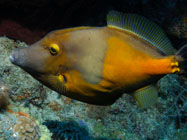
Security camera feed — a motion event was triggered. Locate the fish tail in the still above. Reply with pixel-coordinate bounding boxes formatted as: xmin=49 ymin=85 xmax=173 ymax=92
xmin=175 ymin=44 xmax=187 ymax=77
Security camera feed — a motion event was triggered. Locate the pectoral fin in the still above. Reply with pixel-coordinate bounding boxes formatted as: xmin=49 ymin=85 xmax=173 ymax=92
xmin=42 ymin=74 xmax=67 ymax=94
xmin=132 ymin=85 xmax=158 ymax=109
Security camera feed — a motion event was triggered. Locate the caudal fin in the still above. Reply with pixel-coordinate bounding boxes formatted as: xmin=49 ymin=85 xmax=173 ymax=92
xmin=175 ymin=44 xmax=187 ymax=77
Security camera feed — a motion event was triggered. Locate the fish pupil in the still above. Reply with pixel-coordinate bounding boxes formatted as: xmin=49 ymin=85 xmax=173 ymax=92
xmin=63 ymin=75 xmax=67 ymax=83
xmin=50 ymin=47 xmax=57 ymax=55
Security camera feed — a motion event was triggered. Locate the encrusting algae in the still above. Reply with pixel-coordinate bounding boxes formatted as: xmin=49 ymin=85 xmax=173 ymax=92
xmin=9 ymin=11 xmax=187 ymax=109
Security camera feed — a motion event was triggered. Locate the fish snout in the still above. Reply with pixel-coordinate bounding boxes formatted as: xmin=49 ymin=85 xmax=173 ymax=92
xmin=9 ymin=46 xmax=48 ymax=74
xmin=9 ymin=48 xmax=27 ymax=67
xmin=9 ymin=49 xmax=18 ymax=64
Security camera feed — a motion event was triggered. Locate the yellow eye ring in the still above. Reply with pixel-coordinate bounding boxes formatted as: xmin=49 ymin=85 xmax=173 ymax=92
xmin=49 ymin=44 xmax=60 ymax=55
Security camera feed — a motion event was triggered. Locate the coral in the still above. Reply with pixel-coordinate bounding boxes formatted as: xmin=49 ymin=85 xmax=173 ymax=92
xmin=0 ymin=37 xmax=47 ymax=108
xmin=38 ymin=123 xmax=52 ymax=140
xmin=173 ymin=128 xmax=187 ymax=140
xmin=0 ymin=78 xmax=10 ymax=110
xmin=48 ymin=101 xmax=63 ymax=111
xmin=158 ymin=75 xmax=187 ymax=129
xmin=43 ymin=120 xmax=124 ymax=140
xmin=13 ymin=115 xmax=40 ymax=140
xmin=43 ymin=120 xmax=90 ymax=140
xmin=0 ymin=111 xmax=40 ymax=140
xmin=86 ymin=105 xmax=110 ymax=120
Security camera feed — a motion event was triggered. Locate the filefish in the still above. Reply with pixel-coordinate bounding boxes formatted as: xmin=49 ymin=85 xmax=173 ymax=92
xmin=9 ymin=11 xmax=187 ymax=108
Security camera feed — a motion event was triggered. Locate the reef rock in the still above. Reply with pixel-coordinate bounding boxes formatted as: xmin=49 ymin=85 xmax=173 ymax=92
xmin=0 ymin=112 xmax=40 ymax=140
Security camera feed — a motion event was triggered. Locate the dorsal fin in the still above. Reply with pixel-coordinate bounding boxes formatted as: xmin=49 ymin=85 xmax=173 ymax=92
xmin=107 ymin=11 xmax=176 ymax=55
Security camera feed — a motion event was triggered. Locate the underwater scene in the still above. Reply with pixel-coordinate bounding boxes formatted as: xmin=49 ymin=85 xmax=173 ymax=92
xmin=0 ymin=0 xmax=186 ymax=140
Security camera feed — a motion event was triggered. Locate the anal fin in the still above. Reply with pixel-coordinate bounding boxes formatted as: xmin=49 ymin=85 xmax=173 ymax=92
xmin=132 ymin=85 xmax=158 ymax=109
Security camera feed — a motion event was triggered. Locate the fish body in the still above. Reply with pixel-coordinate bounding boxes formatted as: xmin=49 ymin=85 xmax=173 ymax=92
xmin=10 ymin=11 xmax=187 ymax=108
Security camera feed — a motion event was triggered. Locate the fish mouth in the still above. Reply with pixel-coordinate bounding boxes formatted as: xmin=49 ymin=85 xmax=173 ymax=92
xmin=9 ymin=49 xmax=24 ymax=66
xmin=9 ymin=48 xmax=39 ymax=76
xmin=9 ymin=53 xmax=15 ymax=64
xmin=9 ymin=45 xmax=29 ymax=65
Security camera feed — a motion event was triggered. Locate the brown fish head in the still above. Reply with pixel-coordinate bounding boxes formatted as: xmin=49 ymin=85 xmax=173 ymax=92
xmin=9 ymin=32 xmax=68 ymax=84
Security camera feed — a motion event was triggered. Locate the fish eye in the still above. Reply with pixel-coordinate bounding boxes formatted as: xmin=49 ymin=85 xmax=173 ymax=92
xmin=49 ymin=44 xmax=60 ymax=55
